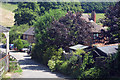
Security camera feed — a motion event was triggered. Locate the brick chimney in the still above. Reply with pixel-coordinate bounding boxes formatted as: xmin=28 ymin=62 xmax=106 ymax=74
xmin=91 ymin=11 xmax=96 ymax=23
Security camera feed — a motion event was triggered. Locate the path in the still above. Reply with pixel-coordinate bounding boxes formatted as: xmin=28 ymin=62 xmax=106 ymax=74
xmin=9 ymin=51 xmax=69 ymax=79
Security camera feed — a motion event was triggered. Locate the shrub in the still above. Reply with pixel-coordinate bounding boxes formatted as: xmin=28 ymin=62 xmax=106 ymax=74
xmin=48 ymin=60 xmax=56 ymax=72
xmin=13 ymin=38 xmax=24 ymax=50
xmin=22 ymin=40 xmax=29 ymax=48
xmin=80 ymin=67 xmax=100 ymax=78
xmin=42 ymin=47 xmax=57 ymax=64
xmin=59 ymin=61 xmax=69 ymax=74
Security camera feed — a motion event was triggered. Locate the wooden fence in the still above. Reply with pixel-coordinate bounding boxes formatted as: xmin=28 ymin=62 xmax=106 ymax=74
xmin=0 ymin=51 xmax=9 ymax=79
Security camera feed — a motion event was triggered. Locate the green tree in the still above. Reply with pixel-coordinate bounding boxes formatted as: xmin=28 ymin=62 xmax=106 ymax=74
xmin=81 ymin=2 xmax=115 ymax=13
xmin=14 ymin=2 xmax=83 ymax=25
xmin=32 ymin=9 xmax=66 ymax=63
xmin=14 ymin=2 xmax=40 ymax=25
xmin=14 ymin=37 xmax=24 ymax=50
xmin=9 ymin=24 xmax=30 ymax=43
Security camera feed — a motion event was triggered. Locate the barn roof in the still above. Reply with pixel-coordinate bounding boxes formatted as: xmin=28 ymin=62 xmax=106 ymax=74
xmin=23 ymin=27 xmax=34 ymax=35
xmin=0 ymin=25 xmax=10 ymax=32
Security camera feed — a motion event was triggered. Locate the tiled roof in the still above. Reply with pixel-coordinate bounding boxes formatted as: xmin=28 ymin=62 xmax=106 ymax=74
xmin=0 ymin=25 xmax=10 ymax=32
xmin=90 ymin=22 xmax=107 ymax=33
xmin=81 ymin=14 xmax=90 ymax=22
xmin=23 ymin=27 xmax=34 ymax=35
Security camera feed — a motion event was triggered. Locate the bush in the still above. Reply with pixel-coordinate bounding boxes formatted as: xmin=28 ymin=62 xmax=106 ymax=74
xmin=80 ymin=67 xmax=100 ymax=78
xmin=22 ymin=40 xmax=29 ymax=48
xmin=13 ymin=38 xmax=24 ymax=50
xmin=48 ymin=60 xmax=56 ymax=72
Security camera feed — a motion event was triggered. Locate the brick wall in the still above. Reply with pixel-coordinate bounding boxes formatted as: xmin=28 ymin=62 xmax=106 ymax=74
xmin=23 ymin=34 xmax=35 ymax=43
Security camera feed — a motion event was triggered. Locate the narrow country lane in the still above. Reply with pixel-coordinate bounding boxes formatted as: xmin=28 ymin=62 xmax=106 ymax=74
xmin=9 ymin=51 xmax=69 ymax=79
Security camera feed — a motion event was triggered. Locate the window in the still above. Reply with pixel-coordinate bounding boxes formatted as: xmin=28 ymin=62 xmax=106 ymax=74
xmin=93 ymin=33 xmax=99 ymax=39
xmin=25 ymin=35 xmax=28 ymax=39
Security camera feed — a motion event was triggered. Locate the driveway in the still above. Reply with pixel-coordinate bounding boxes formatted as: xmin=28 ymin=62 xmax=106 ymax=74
xmin=9 ymin=51 xmax=69 ymax=79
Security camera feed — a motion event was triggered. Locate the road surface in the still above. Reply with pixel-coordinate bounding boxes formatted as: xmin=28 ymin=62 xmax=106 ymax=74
xmin=0 ymin=46 xmax=69 ymax=79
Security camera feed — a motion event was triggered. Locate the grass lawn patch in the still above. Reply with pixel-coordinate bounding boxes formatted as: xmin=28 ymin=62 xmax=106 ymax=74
xmin=84 ymin=13 xmax=105 ymax=24
xmin=0 ymin=3 xmax=17 ymax=27
xmin=0 ymin=3 xmax=18 ymax=12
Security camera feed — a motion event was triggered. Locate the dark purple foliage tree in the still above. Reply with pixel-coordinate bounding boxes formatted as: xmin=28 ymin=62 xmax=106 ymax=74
xmin=102 ymin=1 xmax=120 ymax=43
xmin=46 ymin=11 xmax=93 ymax=51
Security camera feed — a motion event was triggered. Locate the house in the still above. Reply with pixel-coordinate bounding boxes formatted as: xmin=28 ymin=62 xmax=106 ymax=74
xmin=81 ymin=11 xmax=108 ymax=45
xmin=22 ymin=27 xmax=35 ymax=43
xmin=90 ymin=21 xmax=108 ymax=44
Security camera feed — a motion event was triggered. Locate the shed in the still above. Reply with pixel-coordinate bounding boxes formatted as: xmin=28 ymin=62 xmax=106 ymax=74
xmin=69 ymin=44 xmax=89 ymax=53
xmin=96 ymin=45 xmax=118 ymax=56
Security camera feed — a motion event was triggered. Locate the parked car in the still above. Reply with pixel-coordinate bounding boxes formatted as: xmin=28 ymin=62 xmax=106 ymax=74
xmin=1 ymin=44 xmax=6 ymax=48
xmin=9 ymin=44 xmax=14 ymax=50
xmin=21 ymin=48 xmax=29 ymax=52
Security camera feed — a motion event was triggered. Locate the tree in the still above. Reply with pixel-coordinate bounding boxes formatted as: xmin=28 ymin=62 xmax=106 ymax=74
xmin=45 ymin=11 xmax=93 ymax=50
xmin=14 ymin=2 xmax=83 ymax=26
xmin=81 ymin=2 xmax=115 ymax=13
xmin=38 ymin=2 xmax=83 ymax=15
xmin=9 ymin=24 xmax=30 ymax=43
xmin=102 ymin=1 xmax=120 ymax=43
xmin=14 ymin=2 xmax=40 ymax=26
xmin=32 ymin=10 xmax=94 ymax=64
xmin=14 ymin=37 xmax=24 ymax=50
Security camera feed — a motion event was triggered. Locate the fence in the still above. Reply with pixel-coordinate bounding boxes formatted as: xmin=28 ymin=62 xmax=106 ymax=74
xmin=0 ymin=51 xmax=9 ymax=79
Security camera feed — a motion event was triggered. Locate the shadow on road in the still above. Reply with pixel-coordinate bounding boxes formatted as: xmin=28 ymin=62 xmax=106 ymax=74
xmin=18 ymin=56 xmax=70 ymax=79
xmin=10 ymin=50 xmax=26 ymax=53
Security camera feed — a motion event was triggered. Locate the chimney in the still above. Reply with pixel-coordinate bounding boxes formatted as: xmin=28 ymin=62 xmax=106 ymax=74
xmin=91 ymin=11 xmax=96 ymax=23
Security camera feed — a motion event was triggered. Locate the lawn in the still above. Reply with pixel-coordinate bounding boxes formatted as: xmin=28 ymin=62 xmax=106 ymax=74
xmin=96 ymin=13 xmax=105 ymax=23
xmin=0 ymin=3 xmax=18 ymax=12
xmin=84 ymin=13 xmax=105 ymax=25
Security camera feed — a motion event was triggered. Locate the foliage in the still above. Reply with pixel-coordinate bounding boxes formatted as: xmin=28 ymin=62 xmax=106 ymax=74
xmin=58 ymin=61 xmax=69 ymax=74
xmin=32 ymin=9 xmax=66 ymax=63
xmin=13 ymin=37 xmax=30 ymax=50
xmin=73 ymin=49 xmax=85 ymax=56
xmin=81 ymin=2 xmax=115 ymax=13
xmin=14 ymin=2 xmax=83 ymax=26
xmin=13 ymin=37 xmax=24 ymax=50
xmin=47 ymin=48 xmax=96 ymax=78
xmin=22 ymin=40 xmax=29 ymax=48
xmin=38 ymin=2 xmax=83 ymax=15
xmin=9 ymin=57 xmax=22 ymax=73
xmin=48 ymin=48 xmax=63 ymax=71
xmin=80 ymin=67 xmax=100 ymax=78
xmin=101 ymin=1 xmax=120 ymax=43
xmin=9 ymin=24 xmax=30 ymax=43
xmin=45 ymin=11 xmax=93 ymax=50
xmin=47 ymin=60 xmax=56 ymax=72
xmin=14 ymin=2 xmax=40 ymax=26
